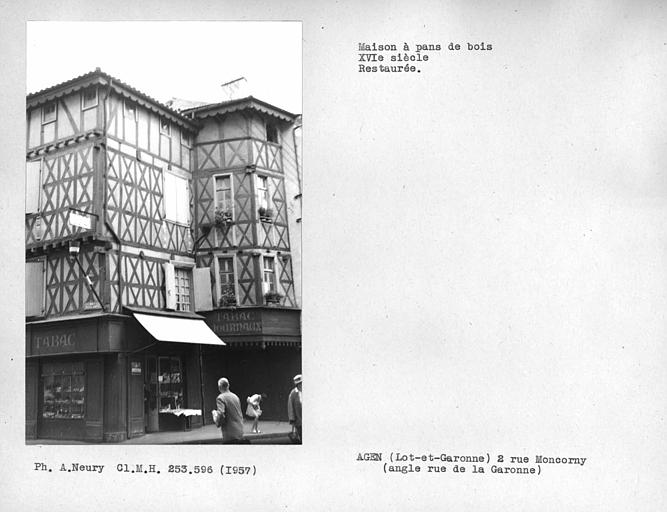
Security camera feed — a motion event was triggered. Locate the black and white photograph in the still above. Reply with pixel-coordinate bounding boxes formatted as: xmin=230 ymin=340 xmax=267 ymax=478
xmin=2 ymin=1 xmax=667 ymax=510
xmin=24 ymin=21 xmax=302 ymax=445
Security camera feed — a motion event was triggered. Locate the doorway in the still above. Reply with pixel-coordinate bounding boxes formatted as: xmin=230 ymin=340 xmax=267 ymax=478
xmin=145 ymin=356 xmax=159 ymax=432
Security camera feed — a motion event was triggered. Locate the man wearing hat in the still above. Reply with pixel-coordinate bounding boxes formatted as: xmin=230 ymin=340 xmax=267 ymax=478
xmin=287 ymin=374 xmax=302 ymax=443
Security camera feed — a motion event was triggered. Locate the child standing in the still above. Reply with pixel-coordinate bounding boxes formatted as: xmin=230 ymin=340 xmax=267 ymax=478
xmin=246 ymin=393 xmax=267 ymax=433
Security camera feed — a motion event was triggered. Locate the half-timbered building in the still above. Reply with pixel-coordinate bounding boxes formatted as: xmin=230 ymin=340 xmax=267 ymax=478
xmin=25 ymin=69 xmax=302 ymax=442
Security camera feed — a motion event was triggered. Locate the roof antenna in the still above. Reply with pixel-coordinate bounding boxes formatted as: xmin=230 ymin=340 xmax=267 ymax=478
xmin=220 ymin=77 xmax=248 ymax=101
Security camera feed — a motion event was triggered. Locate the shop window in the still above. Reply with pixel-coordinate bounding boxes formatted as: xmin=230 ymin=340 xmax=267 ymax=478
xmin=266 ymin=122 xmax=278 ymax=143
xmin=42 ymin=362 xmax=86 ymax=420
xmin=82 ymin=87 xmax=98 ymax=110
xmin=174 ymin=267 xmax=192 ymax=312
xmin=214 ymin=174 xmax=234 ymax=221
xmin=42 ymin=102 xmax=57 ymax=124
xmin=164 ymin=171 xmax=190 ymax=224
xmin=158 ymin=356 xmax=183 ymax=410
xmin=218 ymin=257 xmax=236 ymax=306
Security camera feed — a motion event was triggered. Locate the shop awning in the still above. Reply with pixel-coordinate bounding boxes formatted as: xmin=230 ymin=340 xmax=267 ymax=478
xmin=133 ymin=312 xmax=225 ymax=346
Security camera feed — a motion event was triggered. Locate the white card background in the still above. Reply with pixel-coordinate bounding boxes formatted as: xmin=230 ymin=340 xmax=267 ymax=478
xmin=2 ymin=2 xmax=666 ymax=510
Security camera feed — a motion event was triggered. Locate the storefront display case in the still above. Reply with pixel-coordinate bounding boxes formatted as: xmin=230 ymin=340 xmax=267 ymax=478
xmin=42 ymin=361 xmax=86 ymax=420
xmin=158 ymin=356 xmax=183 ymax=411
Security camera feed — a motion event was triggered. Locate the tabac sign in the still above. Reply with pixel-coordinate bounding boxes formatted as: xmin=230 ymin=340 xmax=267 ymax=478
xmin=205 ymin=308 xmax=301 ymax=338
xmin=29 ymin=322 xmax=98 ymax=356
xmin=210 ymin=310 xmax=262 ymax=336
xmin=35 ymin=333 xmax=75 ymax=351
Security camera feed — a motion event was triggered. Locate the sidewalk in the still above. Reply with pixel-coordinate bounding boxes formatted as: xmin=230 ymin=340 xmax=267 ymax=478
xmin=124 ymin=420 xmax=291 ymax=444
xmin=26 ymin=420 xmax=293 ymax=445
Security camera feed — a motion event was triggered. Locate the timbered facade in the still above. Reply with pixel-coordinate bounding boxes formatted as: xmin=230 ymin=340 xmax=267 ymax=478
xmin=182 ymin=99 xmax=302 ymax=419
xmin=25 ymin=69 xmax=302 ymax=442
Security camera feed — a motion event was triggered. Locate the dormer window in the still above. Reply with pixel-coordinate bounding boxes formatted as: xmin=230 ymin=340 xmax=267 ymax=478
xmin=82 ymin=88 xmax=98 ymax=110
xmin=41 ymin=102 xmax=57 ymax=124
xmin=124 ymin=100 xmax=136 ymax=120
xmin=160 ymin=118 xmax=171 ymax=135
xmin=266 ymin=122 xmax=278 ymax=143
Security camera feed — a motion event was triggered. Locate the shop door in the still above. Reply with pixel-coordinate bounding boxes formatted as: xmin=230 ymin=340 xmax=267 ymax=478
xmin=128 ymin=359 xmax=145 ymax=438
xmin=145 ymin=356 xmax=159 ymax=432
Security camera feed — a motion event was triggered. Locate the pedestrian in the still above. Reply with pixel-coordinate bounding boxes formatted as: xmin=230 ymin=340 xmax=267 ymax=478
xmin=246 ymin=393 xmax=267 ymax=433
xmin=215 ymin=377 xmax=245 ymax=444
xmin=287 ymin=374 xmax=302 ymax=443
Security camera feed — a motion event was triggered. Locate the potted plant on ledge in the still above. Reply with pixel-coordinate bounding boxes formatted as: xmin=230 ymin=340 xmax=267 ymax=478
xmin=258 ymin=206 xmax=274 ymax=223
xmin=264 ymin=291 xmax=283 ymax=304
xmin=219 ymin=288 xmax=237 ymax=308
xmin=214 ymin=206 xmax=233 ymax=228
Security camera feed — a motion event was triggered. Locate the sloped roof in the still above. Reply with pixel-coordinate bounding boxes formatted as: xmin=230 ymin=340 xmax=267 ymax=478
xmin=182 ymin=96 xmax=298 ymax=123
xmin=26 ymin=68 xmax=299 ymax=129
xmin=165 ymin=97 xmax=211 ymax=111
xmin=26 ymin=68 xmax=199 ymax=131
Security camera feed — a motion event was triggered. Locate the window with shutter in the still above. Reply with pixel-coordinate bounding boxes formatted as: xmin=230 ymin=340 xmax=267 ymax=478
xmin=25 ymin=260 xmax=45 ymax=317
xmin=177 ymin=178 xmax=190 ymax=224
xmin=174 ymin=267 xmax=192 ymax=312
xmin=193 ymin=267 xmax=213 ymax=312
xmin=215 ymin=175 xmax=232 ymax=211
xmin=256 ymin=175 xmax=270 ymax=211
xmin=218 ymin=257 xmax=236 ymax=306
xmin=164 ymin=172 xmax=176 ymax=222
xmin=262 ymin=256 xmax=276 ymax=293
xmin=163 ymin=261 xmax=193 ymax=312
xmin=163 ymin=262 xmax=176 ymax=310
xmin=164 ymin=171 xmax=190 ymax=224
xmin=25 ymin=160 xmax=41 ymax=214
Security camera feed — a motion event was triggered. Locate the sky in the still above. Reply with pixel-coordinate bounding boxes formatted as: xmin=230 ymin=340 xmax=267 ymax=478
xmin=26 ymin=21 xmax=302 ymax=114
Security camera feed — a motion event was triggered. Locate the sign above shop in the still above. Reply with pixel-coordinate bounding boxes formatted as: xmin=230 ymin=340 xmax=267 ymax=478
xmin=35 ymin=333 xmax=75 ymax=350
xmin=211 ymin=310 xmax=262 ymax=336
xmin=131 ymin=361 xmax=142 ymax=375
xmin=29 ymin=322 xmax=98 ymax=356
xmin=205 ymin=308 xmax=301 ymax=339
xmin=68 ymin=208 xmax=96 ymax=230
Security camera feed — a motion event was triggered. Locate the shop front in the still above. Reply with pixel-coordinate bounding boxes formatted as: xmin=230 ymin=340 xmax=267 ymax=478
xmin=201 ymin=307 xmax=301 ymax=422
xmin=126 ymin=309 xmax=226 ymax=435
xmin=26 ymin=315 xmax=123 ymax=442
xmin=26 ymin=309 xmax=225 ymax=443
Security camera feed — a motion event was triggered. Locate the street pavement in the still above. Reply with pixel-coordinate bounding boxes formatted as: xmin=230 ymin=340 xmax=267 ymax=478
xmin=26 ymin=419 xmax=295 ymax=445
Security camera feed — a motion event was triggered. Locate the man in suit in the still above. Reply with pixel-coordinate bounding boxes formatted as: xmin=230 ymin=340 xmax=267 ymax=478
xmin=288 ymin=374 xmax=302 ymax=443
xmin=216 ymin=377 xmax=245 ymax=444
